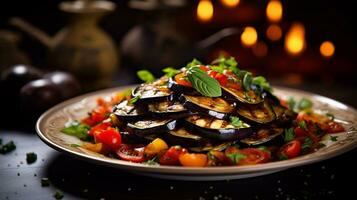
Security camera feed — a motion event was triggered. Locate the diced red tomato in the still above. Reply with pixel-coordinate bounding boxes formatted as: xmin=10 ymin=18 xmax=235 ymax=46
xmin=159 ymin=146 xmax=187 ymax=165
xmin=199 ymin=65 xmax=209 ymax=71
xmin=280 ymin=140 xmax=301 ymax=159
xmin=325 ymin=121 xmax=345 ymax=133
xmin=238 ymin=148 xmax=271 ymax=165
xmin=294 ymin=127 xmax=307 ymax=137
xmin=226 ymin=82 xmax=241 ymax=90
xmin=174 ymin=73 xmax=192 ymax=87
xmin=179 ymin=153 xmax=207 ymax=167
xmin=88 ymin=122 xmax=112 ymax=136
xmin=215 ymin=73 xmax=228 ymax=86
xmin=82 ymin=105 xmax=110 ymax=126
xmin=116 ymin=144 xmax=145 ymax=163
xmin=93 ymin=127 xmax=121 ymax=151
xmin=208 ymin=70 xmax=218 ymax=78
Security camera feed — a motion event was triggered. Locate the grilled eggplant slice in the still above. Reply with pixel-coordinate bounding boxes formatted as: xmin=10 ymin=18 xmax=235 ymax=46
xmin=189 ymin=142 xmax=234 ymax=153
xmin=184 ymin=115 xmax=252 ymax=141
xmin=222 ymin=86 xmax=263 ymax=104
xmin=168 ymin=76 xmax=200 ymax=96
xmin=179 ymin=95 xmax=234 ymax=119
xmin=127 ymin=119 xmax=177 ymax=136
xmin=165 ymin=127 xmax=205 ymax=147
xmin=240 ymin=128 xmax=283 ymax=145
xmin=132 ymin=84 xmax=173 ymax=104
xmin=236 ymin=101 xmax=276 ymax=124
xmin=114 ymin=100 xmax=146 ymax=121
xmin=148 ymin=101 xmax=190 ymax=119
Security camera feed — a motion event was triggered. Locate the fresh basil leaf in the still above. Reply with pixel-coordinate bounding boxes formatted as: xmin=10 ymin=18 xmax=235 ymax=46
xmin=252 ymin=76 xmax=272 ymax=93
xmin=226 ymin=153 xmax=246 ymax=164
xmin=162 ymin=67 xmax=181 ymax=78
xmin=186 ymin=66 xmax=222 ymax=97
xmin=137 ymin=70 xmax=155 ymax=83
xmin=61 ymin=121 xmax=90 ymax=140
xmin=330 ymin=135 xmax=338 ymax=142
xmin=284 ymin=128 xmax=295 ymax=142
xmin=242 ymin=72 xmax=253 ymax=91
xmin=298 ymin=98 xmax=313 ymax=110
xmin=185 ymin=58 xmax=202 ymax=68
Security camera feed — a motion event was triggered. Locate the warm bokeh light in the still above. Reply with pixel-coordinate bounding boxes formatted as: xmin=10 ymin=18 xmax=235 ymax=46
xmin=241 ymin=27 xmax=258 ymax=47
xmin=197 ymin=0 xmax=214 ymax=22
xmin=220 ymin=0 xmax=240 ymax=8
xmin=266 ymin=24 xmax=282 ymax=41
xmin=252 ymin=42 xmax=268 ymax=57
xmin=320 ymin=41 xmax=335 ymax=58
xmin=266 ymin=0 xmax=283 ymax=22
xmin=284 ymin=23 xmax=306 ymax=56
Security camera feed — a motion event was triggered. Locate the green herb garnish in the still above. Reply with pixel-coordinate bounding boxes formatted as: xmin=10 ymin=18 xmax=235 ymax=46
xmin=226 ymin=153 xmax=246 ymax=164
xmin=210 ymin=65 xmax=224 ymax=74
xmin=0 ymin=141 xmax=16 ymax=154
xmin=61 ymin=121 xmax=91 ymax=140
xmin=128 ymin=95 xmax=140 ymax=105
xmin=298 ymin=98 xmax=313 ymax=110
xmin=242 ymin=72 xmax=253 ymax=91
xmin=70 ymin=144 xmax=81 ymax=147
xmin=287 ymin=97 xmax=297 ymax=112
xmin=302 ymin=137 xmax=313 ymax=150
xmin=26 ymin=152 xmax=37 ymax=164
xmin=252 ymin=76 xmax=272 ymax=93
xmin=185 ymin=58 xmax=202 ymax=68
xmin=137 ymin=70 xmax=155 ymax=83
xmin=41 ymin=177 xmax=50 ymax=187
xmin=317 ymin=143 xmax=326 ymax=148
xmin=143 ymin=156 xmax=159 ymax=166
xmin=330 ymin=135 xmax=338 ymax=142
xmin=326 ymin=113 xmax=335 ymax=120
xmin=186 ymin=66 xmax=222 ymax=97
xmin=284 ymin=128 xmax=295 ymax=142
xmin=279 ymin=154 xmax=288 ymax=160
xmin=162 ymin=67 xmax=181 ymax=78
xmin=298 ymin=120 xmax=308 ymax=131
xmin=54 ymin=190 xmax=64 ymax=199
xmin=229 ymin=116 xmax=244 ymax=127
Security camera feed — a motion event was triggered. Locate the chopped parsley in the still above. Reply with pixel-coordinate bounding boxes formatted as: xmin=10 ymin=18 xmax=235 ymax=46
xmin=162 ymin=67 xmax=181 ymax=78
xmin=128 ymin=95 xmax=140 ymax=105
xmin=226 ymin=153 xmax=246 ymax=164
xmin=298 ymin=120 xmax=308 ymax=131
xmin=301 ymin=137 xmax=313 ymax=150
xmin=26 ymin=152 xmax=37 ymax=164
xmin=284 ymin=128 xmax=295 ymax=142
xmin=143 ymin=156 xmax=159 ymax=166
xmin=229 ymin=116 xmax=244 ymax=127
xmin=287 ymin=97 xmax=313 ymax=112
xmin=252 ymin=76 xmax=272 ymax=93
xmin=298 ymin=98 xmax=313 ymax=110
xmin=330 ymin=135 xmax=338 ymax=142
xmin=210 ymin=66 xmax=224 ymax=73
xmin=326 ymin=113 xmax=335 ymax=120
xmin=54 ymin=190 xmax=64 ymax=199
xmin=0 ymin=140 xmax=16 ymax=154
xmin=70 ymin=144 xmax=81 ymax=147
xmin=287 ymin=97 xmax=297 ymax=112
xmin=185 ymin=58 xmax=202 ymax=68
xmin=137 ymin=70 xmax=155 ymax=83
xmin=41 ymin=177 xmax=50 ymax=187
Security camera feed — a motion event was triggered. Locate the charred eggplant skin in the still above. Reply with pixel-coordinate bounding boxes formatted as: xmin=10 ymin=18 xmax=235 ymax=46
xmin=168 ymin=77 xmax=200 ymax=96
xmin=240 ymin=128 xmax=284 ymax=146
xmin=184 ymin=119 xmax=252 ymax=141
xmin=113 ymin=100 xmax=147 ymax=122
xmin=164 ymin=127 xmax=205 ymax=147
xmin=132 ymin=84 xmax=173 ymax=104
xmin=179 ymin=95 xmax=234 ymax=119
xmin=148 ymin=101 xmax=190 ymax=119
xmin=222 ymin=86 xmax=264 ymax=105
xmin=127 ymin=119 xmax=177 ymax=136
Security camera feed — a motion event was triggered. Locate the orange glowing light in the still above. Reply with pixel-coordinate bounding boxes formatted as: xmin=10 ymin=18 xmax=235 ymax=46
xmin=284 ymin=23 xmax=306 ymax=56
xmin=220 ymin=0 xmax=240 ymax=8
xmin=252 ymin=42 xmax=268 ymax=58
xmin=197 ymin=0 xmax=214 ymax=22
xmin=266 ymin=0 xmax=283 ymax=22
xmin=320 ymin=41 xmax=335 ymax=58
xmin=241 ymin=27 xmax=258 ymax=47
xmin=266 ymin=24 xmax=282 ymax=41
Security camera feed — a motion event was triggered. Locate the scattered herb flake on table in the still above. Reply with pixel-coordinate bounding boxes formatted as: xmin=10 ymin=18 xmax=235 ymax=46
xmin=26 ymin=152 xmax=37 ymax=164
xmin=0 ymin=140 xmax=16 ymax=154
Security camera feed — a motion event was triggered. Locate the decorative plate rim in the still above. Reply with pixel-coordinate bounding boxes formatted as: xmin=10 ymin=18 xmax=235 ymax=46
xmin=36 ymin=85 xmax=357 ymax=176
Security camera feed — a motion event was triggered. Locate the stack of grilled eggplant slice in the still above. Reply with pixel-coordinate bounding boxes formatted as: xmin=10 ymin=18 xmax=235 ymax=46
xmin=113 ymin=76 xmax=295 ymax=152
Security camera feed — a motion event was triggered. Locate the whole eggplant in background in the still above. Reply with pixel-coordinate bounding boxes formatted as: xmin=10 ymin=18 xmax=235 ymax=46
xmin=44 ymin=71 xmax=81 ymax=100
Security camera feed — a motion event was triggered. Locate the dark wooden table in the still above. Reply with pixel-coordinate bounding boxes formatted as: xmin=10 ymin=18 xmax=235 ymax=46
xmin=1 ymin=82 xmax=356 ymax=200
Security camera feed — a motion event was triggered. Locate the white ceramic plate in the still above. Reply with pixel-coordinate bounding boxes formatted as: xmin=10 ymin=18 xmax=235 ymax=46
xmin=36 ymin=86 xmax=357 ymax=181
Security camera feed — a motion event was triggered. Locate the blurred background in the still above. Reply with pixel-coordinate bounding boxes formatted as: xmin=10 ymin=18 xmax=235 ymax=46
xmin=1 ymin=0 xmax=356 ymax=127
